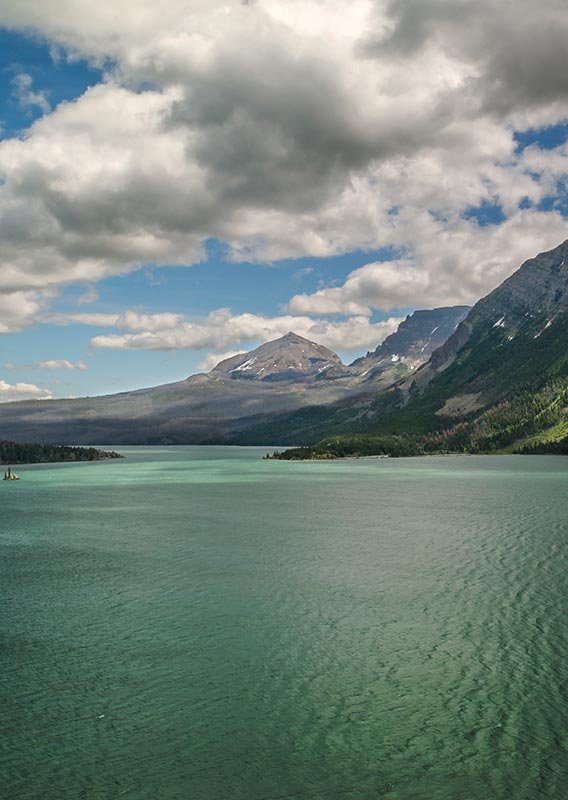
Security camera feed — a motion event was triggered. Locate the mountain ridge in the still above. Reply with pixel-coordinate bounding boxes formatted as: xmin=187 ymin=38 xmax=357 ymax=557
xmin=210 ymin=331 xmax=347 ymax=382
xmin=350 ymin=306 xmax=470 ymax=379
xmin=0 ymin=308 xmax=468 ymax=445
xmin=261 ymin=240 xmax=568 ymax=457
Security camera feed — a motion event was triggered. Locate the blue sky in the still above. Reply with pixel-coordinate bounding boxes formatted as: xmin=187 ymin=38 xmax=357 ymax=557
xmin=1 ymin=1 xmax=568 ymax=401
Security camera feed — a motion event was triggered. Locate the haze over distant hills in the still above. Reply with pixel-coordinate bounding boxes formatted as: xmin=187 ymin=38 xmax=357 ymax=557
xmin=0 ymin=308 xmax=468 ymax=445
xmin=5 ymin=239 xmax=568 ymax=455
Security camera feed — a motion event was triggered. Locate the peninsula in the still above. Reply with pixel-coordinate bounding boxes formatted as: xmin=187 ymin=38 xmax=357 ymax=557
xmin=0 ymin=439 xmax=123 ymax=465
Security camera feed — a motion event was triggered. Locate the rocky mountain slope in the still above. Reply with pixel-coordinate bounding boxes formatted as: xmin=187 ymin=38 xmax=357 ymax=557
xmin=260 ymin=240 xmax=568 ymax=455
xmin=350 ymin=306 xmax=469 ymax=378
xmin=0 ymin=334 xmax=355 ymax=445
xmin=399 ymin=240 xmax=568 ymax=398
xmin=210 ymin=332 xmax=347 ymax=382
xmin=0 ymin=310 xmax=465 ymax=445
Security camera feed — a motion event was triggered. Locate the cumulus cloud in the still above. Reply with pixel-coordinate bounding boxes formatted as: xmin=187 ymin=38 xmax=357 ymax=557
xmin=82 ymin=307 xmax=404 ymax=353
xmin=0 ymin=0 xmax=567 ymax=324
xmin=0 ymin=291 xmax=51 ymax=332
xmin=289 ymin=210 xmax=568 ymax=314
xmin=0 ymin=379 xmax=53 ymax=403
xmin=370 ymin=0 xmax=568 ymax=120
xmin=0 ymin=84 xmax=205 ymax=299
xmin=196 ymin=350 xmax=245 ymax=372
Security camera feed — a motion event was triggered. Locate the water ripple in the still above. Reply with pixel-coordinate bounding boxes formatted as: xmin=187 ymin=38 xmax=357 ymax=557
xmin=1 ymin=449 xmax=567 ymax=799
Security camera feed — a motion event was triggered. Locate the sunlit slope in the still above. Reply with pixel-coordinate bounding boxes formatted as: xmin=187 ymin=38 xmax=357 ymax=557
xmin=249 ymin=240 xmax=568 ymax=455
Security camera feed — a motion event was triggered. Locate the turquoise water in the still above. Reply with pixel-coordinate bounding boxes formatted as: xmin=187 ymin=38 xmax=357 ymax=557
xmin=1 ymin=447 xmax=568 ymax=799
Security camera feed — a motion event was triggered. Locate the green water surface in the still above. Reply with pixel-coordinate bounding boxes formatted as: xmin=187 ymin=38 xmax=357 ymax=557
xmin=1 ymin=447 xmax=567 ymax=799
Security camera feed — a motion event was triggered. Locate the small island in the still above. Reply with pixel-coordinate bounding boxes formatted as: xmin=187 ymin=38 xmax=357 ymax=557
xmin=0 ymin=439 xmax=123 ymax=466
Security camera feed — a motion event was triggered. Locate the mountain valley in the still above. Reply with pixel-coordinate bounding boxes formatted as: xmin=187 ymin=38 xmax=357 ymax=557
xmin=0 ymin=309 xmax=467 ymax=445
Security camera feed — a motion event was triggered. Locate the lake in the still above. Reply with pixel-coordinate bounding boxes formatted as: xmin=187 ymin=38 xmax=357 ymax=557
xmin=1 ymin=447 xmax=567 ymax=799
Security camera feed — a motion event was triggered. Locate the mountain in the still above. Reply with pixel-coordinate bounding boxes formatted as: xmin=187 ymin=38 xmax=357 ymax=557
xmin=0 ymin=332 xmax=377 ymax=445
xmin=349 ymin=306 xmax=469 ymax=378
xmin=0 ymin=333 xmax=354 ymax=445
xmin=210 ymin=332 xmax=347 ymax=382
xmin=208 ymin=317 xmax=474 ymax=387
xmin=263 ymin=240 xmax=568 ymax=456
xmin=400 ymin=240 xmax=568 ymax=399
xmin=0 ymin=310 xmax=472 ymax=446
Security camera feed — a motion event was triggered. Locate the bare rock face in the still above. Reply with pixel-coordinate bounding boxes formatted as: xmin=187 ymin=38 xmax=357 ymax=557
xmin=210 ymin=332 xmax=347 ymax=382
xmin=473 ymin=238 xmax=568 ymax=322
xmin=350 ymin=306 xmax=470 ymax=379
xmin=427 ymin=239 xmax=568 ymax=375
xmin=402 ymin=239 xmax=568 ymax=403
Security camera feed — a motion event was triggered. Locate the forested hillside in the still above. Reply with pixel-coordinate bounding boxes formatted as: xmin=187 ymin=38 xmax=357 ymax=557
xmin=264 ymin=241 xmax=568 ymax=458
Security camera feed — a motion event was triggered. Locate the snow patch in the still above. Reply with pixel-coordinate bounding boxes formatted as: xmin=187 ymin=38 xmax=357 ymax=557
xmin=234 ymin=357 xmax=257 ymax=371
xmin=534 ymin=320 xmax=553 ymax=339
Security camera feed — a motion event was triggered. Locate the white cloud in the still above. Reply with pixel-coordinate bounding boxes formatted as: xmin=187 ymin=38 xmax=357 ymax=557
xmin=292 ymin=267 xmax=314 ymax=281
xmin=196 ymin=350 xmax=245 ymax=372
xmin=33 ymin=359 xmax=87 ymax=370
xmin=0 ymin=84 xmax=205 ymax=301
xmin=288 ymin=210 xmax=568 ymax=313
xmin=0 ymin=0 xmax=567 ymax=325
xmin=116 ymin=311 xmax=186 ymax=333
xmin=0 ymin=379 xmax=53 ymax=403
xmin=50 ymin=310 xmax=184 ymax=332
xmin=50 ymin=312 xmax=121 ymax=327
xmin=77 ymin=285 xmax=99 ymax=304
xmin=0 ymin=291 xmax=51 ymax=332
xmin=11 ymin=73 xmax=50 ymax=115
xmin=86 ymin=307 xmax=404 ymax=353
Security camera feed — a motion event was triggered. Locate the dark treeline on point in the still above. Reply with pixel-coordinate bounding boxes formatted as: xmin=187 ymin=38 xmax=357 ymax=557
xmin=0 ymin=439 xmax=123 ymax=465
